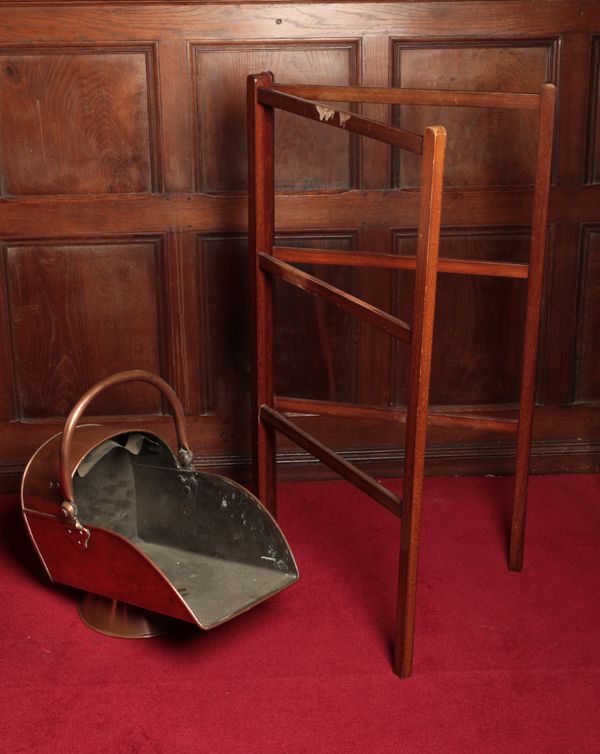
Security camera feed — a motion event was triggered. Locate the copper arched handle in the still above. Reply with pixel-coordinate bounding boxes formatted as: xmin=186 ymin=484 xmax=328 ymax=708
xmin=59 ymin=370 xmax=192 ymax=504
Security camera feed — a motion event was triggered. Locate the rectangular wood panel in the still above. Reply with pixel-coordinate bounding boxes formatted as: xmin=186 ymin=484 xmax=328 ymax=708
xmin=588 ymin=38 xmax=600 ymax=184
xmin=392 ymin=228 xmax=530 ymax=405
xmin=273 ymin=233 xmax=362 ymax=403
xmin=536 ymin=223 xmax=576 ymax=405
xmin=0 ymin=249 xmax=16 ymax=420
xmin=392 ymin=41 xmax=557 ymax=188
xmin=198 ymin=233 xmax=364 ymax=419
xmin=5 ymin=240 xmax=164 ymax=417
xmin=193 ymin=42 xmax=359 ymax=192
xmin=0 ymin=47 xmax=160 ymax=195
xmin=576 ymin=228 xmax=600 ymax=401
xmin=196 ymin=235 xmax=251 ymax=421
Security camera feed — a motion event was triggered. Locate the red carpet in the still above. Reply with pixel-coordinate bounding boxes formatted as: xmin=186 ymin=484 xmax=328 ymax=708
xmin=1 ymin=474 xmax=599 ymax=753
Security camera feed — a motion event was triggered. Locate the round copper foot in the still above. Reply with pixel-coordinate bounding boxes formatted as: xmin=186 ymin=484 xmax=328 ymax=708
xmin=78 ymin=593 xmax=175 ymax=638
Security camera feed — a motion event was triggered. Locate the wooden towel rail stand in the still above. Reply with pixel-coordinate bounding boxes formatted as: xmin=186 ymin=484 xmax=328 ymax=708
xmin=247 ymin=72 xmax=556 ymax=677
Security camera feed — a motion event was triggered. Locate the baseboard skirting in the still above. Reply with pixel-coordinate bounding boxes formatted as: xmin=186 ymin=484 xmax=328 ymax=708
xmin=2 ymin=428 xmax=598 ymax=493
xmin=193 ymin=437 xmax=600 ymax=480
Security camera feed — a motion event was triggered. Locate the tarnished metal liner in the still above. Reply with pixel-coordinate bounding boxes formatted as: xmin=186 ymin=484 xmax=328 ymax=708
xmin=21 ymin=370 xmax=298 ymax=631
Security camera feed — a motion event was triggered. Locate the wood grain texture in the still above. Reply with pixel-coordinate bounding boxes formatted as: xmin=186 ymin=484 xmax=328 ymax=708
xmin=5 ymin=240 xmax=163 ymax=417
xmin=273 ymin=245 xmax=529 ymax=277
xmin=589 ymin=38 xmax=600 ymax=184
xmin=576 ymin=227 xmax=600 ymax=401
xmin=392 ymin=41 xmax=556 ymax=188
xmin=248 ymin=70 xmax=277 ymax=511
xmin=273 ymin=233 xmax=362 ymax=404
xmin=394 ymin=123 xmax=445 ymax=677
xmin=275 ymin=395 xmax=518 ymax=432
xmin=509 ymin=81 xmax=556 ymax=571
xmin=392 ymin=228 xmax=530 ymax=405
xmin=194 ymin=42 xmax=358 ymax=191
xmin=163 ymin=231 xmax=201 ymax=415
xmin=1 ymin=3 xmax=599 ymax=43
xmin=276 ymin=83 xmax=541 ymax=110
xmin=0 ymin=48 xmax=159 ymax=195
xmin=196 ymin=234 xmax=251 ymax=419
xmin=260 ymin=87 xmax=424 ymax=153
xmin=0 ymin=249 xmax=17 ymax=421
xmin=535 ymin=223 xmax=578 ymax=405
xmin=2 ymin=187 xmax=600 ymax=237
xmin=557 ymin=33 xmax=591 ymax=186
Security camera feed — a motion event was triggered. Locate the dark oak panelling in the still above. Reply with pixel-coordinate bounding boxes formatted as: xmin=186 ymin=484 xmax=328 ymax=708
xmin=193 ymin=42 xmax=358 ymax=192
xmin=0 ymin=1 xmax=597 ymax=489
xmin=2 ymin=187 xmax=600 ymax=239
xmin=0 ymin=47 xmax=160 ymax=195
xmin=576 ymin=227 xmax=600 ymax=401
xmin=5 ymin=240 xmax=164 ymax=417
xmin=392 ymin=41 xmax=557 ymax=188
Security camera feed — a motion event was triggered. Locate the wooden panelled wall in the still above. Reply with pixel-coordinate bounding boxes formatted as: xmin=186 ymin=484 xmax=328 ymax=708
xmin=0 ymin=1 xmax=598 ymax=490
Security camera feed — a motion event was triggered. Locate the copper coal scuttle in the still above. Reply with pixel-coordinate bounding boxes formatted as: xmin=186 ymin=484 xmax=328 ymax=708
xmin=21 ymin=370 xmax=298 ymax=637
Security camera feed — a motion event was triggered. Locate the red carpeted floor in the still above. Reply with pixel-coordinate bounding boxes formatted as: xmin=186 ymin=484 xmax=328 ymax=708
xmin=1 ymin=474 xmax=599 ymax=753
